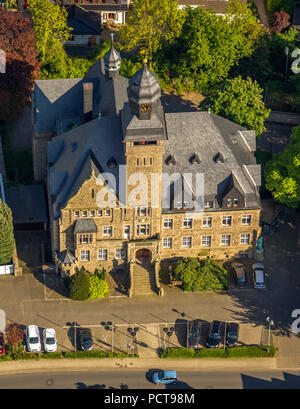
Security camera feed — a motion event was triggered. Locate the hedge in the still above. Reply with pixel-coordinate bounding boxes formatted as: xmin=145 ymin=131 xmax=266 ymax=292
xmin=64 ymin=351 xmax=139 ymax=359
xmin=160 ymin=345 xmax=276 ymax=358
xmin=0 ymin=350 xmax=138 ymax=361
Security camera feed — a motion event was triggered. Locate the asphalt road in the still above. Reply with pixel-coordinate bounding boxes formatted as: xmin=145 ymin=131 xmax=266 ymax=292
xmin=0 ymin=369 xmax=300 ymax=389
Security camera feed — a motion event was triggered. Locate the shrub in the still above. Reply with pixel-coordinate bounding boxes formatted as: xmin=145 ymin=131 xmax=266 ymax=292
xmin=271 ymin=11 xmax=290 ymax=33
xmin=173 ymin=258 xmax=228 ymax=291
xmin=69 ymin=269 xmax=90 ymax=300
xmin=88 ymin=274 xmax=109 ymax=299
xmin=160 ymin=345 xmax=276 ymax=358
xmin=6 ymin=325 xmax=24 ymax=347
xmin=0 ymin=200 xmax=15 ymax=265
xmin=64 ymin=351 xmax=138 ymax=359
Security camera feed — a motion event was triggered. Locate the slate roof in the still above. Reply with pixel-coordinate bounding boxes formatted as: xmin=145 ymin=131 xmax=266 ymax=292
xmin=7 ymin=185 xmax=48 ymax=224
xmin=178 ymin=0 xmax=247 ymax=13
xmin=74 ymin=218 xmax=98 ymax=234
xmin=66 ymin=4 xmax=102 ymax=35
xmin=57 ymin=249 xmax=77 ymax=265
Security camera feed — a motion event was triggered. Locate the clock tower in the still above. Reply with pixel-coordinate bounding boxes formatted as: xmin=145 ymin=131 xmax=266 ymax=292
xmin=128 ymin=61 xmax=161 ymax=120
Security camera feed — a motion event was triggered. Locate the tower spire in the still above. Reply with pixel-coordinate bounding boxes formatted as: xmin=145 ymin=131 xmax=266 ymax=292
xmin=104 ymin=32 xmax=121 ymax=80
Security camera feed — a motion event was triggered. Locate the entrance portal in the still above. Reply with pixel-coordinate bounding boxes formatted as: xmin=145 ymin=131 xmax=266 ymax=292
xmin=135 ymin=248 xmax=152 ymax=263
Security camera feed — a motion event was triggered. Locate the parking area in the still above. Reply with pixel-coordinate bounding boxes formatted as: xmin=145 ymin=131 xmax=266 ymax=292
xmin=227 ymin=260 xmax=268 ymax=292
xmin=33 ymin=320 xmax=263 ymax=357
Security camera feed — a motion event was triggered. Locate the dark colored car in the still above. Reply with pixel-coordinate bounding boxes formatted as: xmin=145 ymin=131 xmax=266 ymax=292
xmin=232 ymin=262 xmax=247 ymax=287
xmin=226 ymin=322 xmax=239 ymax=347
xmin=0 ymin=332 xmax=5 ymax=355
xmin=187 ymin=319 xmax=201 ymax=349
xmin=206 ymin=321 xmax=222 ymax=348
xmin=79 ymin=328 xmax=93 ymax=351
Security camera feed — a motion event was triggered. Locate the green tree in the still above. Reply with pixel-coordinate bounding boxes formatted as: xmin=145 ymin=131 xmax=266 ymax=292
xmin=161 ymin=1 xmax=266 ymax=91
xmin=88 ymin=274 xmax=109 ymax=299
xmin=119 ymin=0 xmax=184 ymax=65
xmin=265 ymin=124 xmax=300 ymax=208
xmin=0 ymin=199 xmax=14 ymax=265
xmin=28 ymin=0 xmax=72 ymax=63
xmin=69 ymin=270 xmax=90 ymax=301
xmin=173 ymin=258 xmax=228 ymax=292
xmin=202 ymin=76 xmax=270 ymax=136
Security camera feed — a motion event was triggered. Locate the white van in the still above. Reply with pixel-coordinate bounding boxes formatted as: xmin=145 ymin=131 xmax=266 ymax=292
xmin=252 ymin=263 xmax=265 ymax=289
xmin=26 ymin=325 xmax=41 ymax=353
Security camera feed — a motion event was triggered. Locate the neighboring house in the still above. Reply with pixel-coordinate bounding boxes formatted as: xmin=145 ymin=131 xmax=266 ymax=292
xmin=32 ymin=41 xmax=262 ymax=286
xmin=65 ymin=4 xmax=102 ymax=46
xmin=178 ymin=0 xmax=247 ymax=14
xmin=58 ymin=0 xmax=130 ymax=26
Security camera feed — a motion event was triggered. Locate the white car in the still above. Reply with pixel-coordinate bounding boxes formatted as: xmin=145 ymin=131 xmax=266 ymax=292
xmin=252 ymin=263 xmax=265 ymax=289
xmin=26 ymin=325 xmax=41 ymax=353
xmin=43 ymin=328 xmax=57 ymax=353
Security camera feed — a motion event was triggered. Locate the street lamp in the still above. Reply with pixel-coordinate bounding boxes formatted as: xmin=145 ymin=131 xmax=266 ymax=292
xmin=72 ymin=321 xmax=79 ymax=354
xmin=266 ymin=316 xmax=274 ymax=353
xmin=285 ymin=47 xmax=289 ymax=80
xmin=102 ymin=321 xmax=115 ymax=353
xmin=127 ymin=326 xmax=139 ymax=355
xmin=163 ymin=325 xmax=174 ymax=349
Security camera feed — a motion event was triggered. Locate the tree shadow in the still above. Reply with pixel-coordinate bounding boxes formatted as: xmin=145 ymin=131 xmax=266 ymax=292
xmin=109 ymin=263 xmax=129 ymax=295
xmin=161 ymin=91 xmax=200 ymax=114
xmin=225 ymin=214 xmax=300 ymax=337
xmin=33 ymin=271 xmax=69 ymax=298
xmin=75 ymin=382 xmax=106 ymax=389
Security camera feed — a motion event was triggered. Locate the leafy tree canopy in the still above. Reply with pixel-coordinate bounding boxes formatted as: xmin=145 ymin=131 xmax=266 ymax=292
xmin=202 ymin=76 xmax=270 ymax=136
xmin=173 ymin=258 xmax=228 ymax=292
xmin=119 ymin=0 xmax=184 ymax=64
xmin=265 ymin=124 xmax=300 ymax=208
xmin=69 ymin=270 xmax=90 ymax=301
xmin=0 ymin=199 xmax=15 ymax=265
xmin=89 ymin=274 xmax=109 ymax=299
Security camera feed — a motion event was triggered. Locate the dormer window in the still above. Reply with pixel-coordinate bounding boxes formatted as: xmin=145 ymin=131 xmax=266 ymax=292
xmin=190 ymin=153 xmax=200 ymax=165
xmin=227 ymin=199 xmax=232 ymax=207
xmin=107 ymin=157 xmax=117 ymax=168
xmin=214 ymin=152 xmax=224 ymax=163
xmin=166 ymin=155 xmax=176 ymax=166
xmin=233 ymin=199 xmax=239 ymax=207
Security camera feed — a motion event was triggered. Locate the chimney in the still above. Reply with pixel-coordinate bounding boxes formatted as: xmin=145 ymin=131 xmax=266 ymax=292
xmin=83 ymin=82 xmax=93 ymax=123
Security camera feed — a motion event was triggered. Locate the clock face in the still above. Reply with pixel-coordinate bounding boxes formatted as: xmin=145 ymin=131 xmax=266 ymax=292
xmin=140 ymin=103 xmax=151 ymax=112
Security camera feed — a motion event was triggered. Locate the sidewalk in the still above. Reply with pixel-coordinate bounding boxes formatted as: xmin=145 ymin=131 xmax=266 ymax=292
xmin=0 ymin=357 xmax=278 ymax=374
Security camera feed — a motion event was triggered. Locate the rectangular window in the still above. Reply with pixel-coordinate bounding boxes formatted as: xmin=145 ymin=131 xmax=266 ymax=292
xmin=203 ymin=217 xmax=212 ymax=227
xmin=140 ymin=207 xmax=147 ymax=216
xmin=116 ymin=248 xmax=125 ymax=259
xmin=183 ymin=218 xmax=192 ymax=229
xmin=124 ymin=225 xmax=130 ymax=239
xmin=105 ymin=209 xmax=111 ymax=216
xmin=80 ymin=250 xmax=90 ymax=261
xmin=233 ymin=198 xmax=239 ymax=207
xmin=143 ymin=157 xmax=146 ymax=166
xmin=74 ymin=211 xmax=79 ymax=218
xmin=242 ymin=215 xmax=252 ymax=225
xmin=91 ymin=189 xmax=95 ymax=199
xmin=182 ymin=237 xmax=192 ymax=248
xmin=98 ymin=210 xmax=103 ymax=217
xmin=221 ymin=235 xmax=231 ymax=246
xmin=103 ymin=226 xmax=113 ymax=236
xmin=163 ymin=219 xmax=173 ymax=229
xmin=222 ymin=216 xmax=232 ymax=226
xmin=78 ymin=234 xmax=92 ymax=244
xmin=136 ymin=158 xmax=140 ymax=166
xmin=136 ymin=224 xmax=150 ymax=235
xmin=82 ymin=211 xmax=87 ymax=217
xmin=227 ymin=199 xmax=233 ymax=207
xmin=202 ymin=236 xmax=211 ymax=247
xmin=98 ymin=249 xmax=107 ymax=260
xmin=163 ymin=238 xmax=172 ymax=249
xmin=150 ymin=157 xmax=153 ymax=165
xmin=90 ymin=210 xmax=95 ymax=217
xmin=240 ymin=233 xmax=250 ymax=245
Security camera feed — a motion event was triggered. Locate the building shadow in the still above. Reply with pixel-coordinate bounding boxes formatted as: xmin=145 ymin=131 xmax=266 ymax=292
xmin=241 ymin=372 xmax=300 ymax=389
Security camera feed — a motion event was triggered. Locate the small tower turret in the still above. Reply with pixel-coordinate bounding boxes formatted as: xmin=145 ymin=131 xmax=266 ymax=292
xmin=104 ymin=33 xmax=121 ymax=80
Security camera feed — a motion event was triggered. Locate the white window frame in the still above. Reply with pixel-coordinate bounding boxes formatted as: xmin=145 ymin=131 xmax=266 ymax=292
xmin=90 ymin=210 xmax=95 ymax=217
xmin=98 ymin=249 xmax=108 ymax=261
xmin=98 ymin=210 xmax=103 ymax=217
xmin=202 ymin=235 xmax=211 ymax=247
xmin=204 ymin=201 xmax=213 ymax=208
xmin=116 ymin=248 xmax=125 ymax=260
xmin=80 ymin=250 xmax=90 ymax=261
xmin=242 ymin=215 xmax=252 ymax=225
xmin=182 ymin=237 xmax=192 ymax=248
xmin=74 ymin=211 xmax=79 ymax=218
xmin=183 ymin=218 xmax=192 ymax=229
xmin=221 ymin=234 xmax=231 ymax=246
xmin=103 ymin=226 xmax=113 ymax=237
xmin=163 ymin=238 xmax=172 ymax=249
xmin=82 ymin=211 xmax=87 ymax=217
xmin=163 ymin=219 xmax=173 ymax=229
xmin=203 ymin=217 xmax=212 ymax=228
xmin=105 ymin=209 xmax=111 ymax=216
xmin=240 ymin=233 xmax=250 ymax=245
xmin=222 ymin=216 xmax=232 ymax=226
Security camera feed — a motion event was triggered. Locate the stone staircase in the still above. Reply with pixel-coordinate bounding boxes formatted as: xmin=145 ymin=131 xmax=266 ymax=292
xmin=133 ymin=261 xmax=157 ymax=295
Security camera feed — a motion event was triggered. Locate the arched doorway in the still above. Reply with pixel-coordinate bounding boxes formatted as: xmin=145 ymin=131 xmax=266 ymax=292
xmin=135 ymin=248 xmax=152 ymax=263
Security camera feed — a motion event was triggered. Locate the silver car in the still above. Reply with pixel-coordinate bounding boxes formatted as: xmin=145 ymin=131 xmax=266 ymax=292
xmin=252 ymin=263 xmax=265 ymax=289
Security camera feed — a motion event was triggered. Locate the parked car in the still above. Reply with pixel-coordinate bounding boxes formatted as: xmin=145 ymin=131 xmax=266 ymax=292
xmin=152 ymin=370 xmax=177 ymax=385
xmin=79 ymin=328 xmax=93 ymax=351
xmin=0 ymin=332 xmax=5 ymax=355
xmin=43 ymin=328 xmax=57 ymax=353
xmin=232 ymin=262 xmax=247 ymax=287
xmin=206 ymin=320 xmax=222 ymax=348
xmin=252 ymin=263 xmax=265 ymax=289
xmin=226 ymin=322 xmax=239 ymax=347
xmin=26 ymin=325 xmax=41 ymax=353
xmin=187 ymin=319 xmax=201 ymax=349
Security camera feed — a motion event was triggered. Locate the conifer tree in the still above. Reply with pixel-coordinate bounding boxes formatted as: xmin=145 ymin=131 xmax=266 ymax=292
xmin=0 ymin=199 xmax=15 ymax=265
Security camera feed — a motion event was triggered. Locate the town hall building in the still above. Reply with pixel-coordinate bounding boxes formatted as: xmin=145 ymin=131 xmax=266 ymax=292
xmin=32 ymin=41 xmax=261 ymax=295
